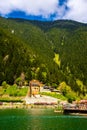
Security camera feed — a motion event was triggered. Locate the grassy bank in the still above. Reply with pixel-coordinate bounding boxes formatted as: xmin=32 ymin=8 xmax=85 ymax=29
xmin=0 ymin=85 xmax=28 ymax=103
xmin=0 ymin=96 xmax=23 ymax=102
xmin=40 ymin=92 xmax=67 ymax=100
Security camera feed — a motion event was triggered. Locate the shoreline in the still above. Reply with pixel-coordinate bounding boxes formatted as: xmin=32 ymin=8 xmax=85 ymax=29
xmin=0 ymin=103 xmax=87 ymax=117
xmin=0 ymin=102 xmax=58 ymax=109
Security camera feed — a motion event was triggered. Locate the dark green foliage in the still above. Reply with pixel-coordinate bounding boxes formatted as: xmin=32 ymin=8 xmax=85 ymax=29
xmin=0 ymin=17 xmax=87 ymax=96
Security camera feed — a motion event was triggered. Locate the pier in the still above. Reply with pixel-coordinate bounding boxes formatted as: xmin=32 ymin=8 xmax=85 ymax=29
xmin=64 ymin=108 xmax=87 ymax=114
xmin=63 ymin=100 xmax=87 ymax=114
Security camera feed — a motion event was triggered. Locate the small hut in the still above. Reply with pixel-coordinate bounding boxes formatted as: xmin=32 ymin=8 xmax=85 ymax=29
xmin=28 ymin=80 xmax=41 ymax=97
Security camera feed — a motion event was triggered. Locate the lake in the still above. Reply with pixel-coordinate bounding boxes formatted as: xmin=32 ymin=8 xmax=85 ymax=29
xmin=0 ymin=108 xmax=87 ymax=130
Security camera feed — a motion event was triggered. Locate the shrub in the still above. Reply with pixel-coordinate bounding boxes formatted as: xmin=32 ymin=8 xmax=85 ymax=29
xmin=2 ymin=81 xmax=8 ymax=89
xmin=6 ymin=85 xmax=18 ymax=96
xmin=66 ymin=92 xmax=77 ymax=103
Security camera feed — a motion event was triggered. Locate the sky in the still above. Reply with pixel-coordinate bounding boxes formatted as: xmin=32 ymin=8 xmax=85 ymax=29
xmin=0 ymin=0 xmax=87 ymax=23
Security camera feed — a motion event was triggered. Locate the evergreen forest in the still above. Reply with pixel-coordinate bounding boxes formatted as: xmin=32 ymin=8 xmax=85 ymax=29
xmin=0 ymin=17 xmax=87 ymax=97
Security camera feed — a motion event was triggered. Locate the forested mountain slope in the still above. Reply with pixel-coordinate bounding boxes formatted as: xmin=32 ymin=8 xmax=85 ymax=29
xmin=0 ymin=17 xmax=87 ymax=95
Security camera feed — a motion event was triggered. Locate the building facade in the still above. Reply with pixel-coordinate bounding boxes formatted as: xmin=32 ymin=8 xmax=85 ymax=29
xmin=28 ymin=80 xmax=41 ymax=97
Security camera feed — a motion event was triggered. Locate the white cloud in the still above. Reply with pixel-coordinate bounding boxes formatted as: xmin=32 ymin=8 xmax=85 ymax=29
xmin=0 ymin=0 xmax=59 ymax=18
xmin=0 ymin=0 xmax=87 ymax=23
xmin=64 ymin=0 xmax=87 ymax=23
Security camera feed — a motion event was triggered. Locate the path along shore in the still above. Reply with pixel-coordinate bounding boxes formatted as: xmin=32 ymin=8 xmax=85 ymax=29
xmin=0 ymin=95 xmax=60 ymax=109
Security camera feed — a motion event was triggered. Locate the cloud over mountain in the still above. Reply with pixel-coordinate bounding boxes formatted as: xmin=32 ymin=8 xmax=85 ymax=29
xmin=64 ymin=0 xmax=87 ymax=23
xmin=0 ymin=0 xmax=59 ymax=17
xmin=0 ymin=0 xmax=87 ymax=23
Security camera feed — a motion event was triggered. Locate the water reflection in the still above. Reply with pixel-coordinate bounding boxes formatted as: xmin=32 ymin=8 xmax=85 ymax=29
xmin=0 ymin=109 xmax=87 ymax=130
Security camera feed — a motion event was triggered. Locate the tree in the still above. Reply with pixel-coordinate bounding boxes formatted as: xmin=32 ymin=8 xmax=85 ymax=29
xmin=58 ymin=81 xmax=71 ymax=96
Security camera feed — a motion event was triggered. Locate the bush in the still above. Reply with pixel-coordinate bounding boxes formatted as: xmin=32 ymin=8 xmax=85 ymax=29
xmin=17 ymin=88 xmax=28 ymax=96
xmin=5 ymin=85 xmax=18 ymax=96
xmin=2 ymin=81 xmax=8 ymax=89
xmin=66 ymin=92 xmax=77 ymax=103
xmin=5 ymin=85 xmax=28 ymax=97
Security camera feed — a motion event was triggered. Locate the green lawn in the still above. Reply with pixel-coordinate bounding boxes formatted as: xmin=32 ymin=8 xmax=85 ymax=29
xmin=40 ymin=92 xmax=67 ymax=100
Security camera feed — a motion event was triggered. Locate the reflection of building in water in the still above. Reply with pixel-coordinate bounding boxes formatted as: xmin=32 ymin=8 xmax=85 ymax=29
xmin=27 ymin=80 xmax=41 ymax=97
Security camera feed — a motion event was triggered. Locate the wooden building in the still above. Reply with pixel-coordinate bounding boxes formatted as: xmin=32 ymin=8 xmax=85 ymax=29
xmin=28 ymin=80 xmax=41 ymax=97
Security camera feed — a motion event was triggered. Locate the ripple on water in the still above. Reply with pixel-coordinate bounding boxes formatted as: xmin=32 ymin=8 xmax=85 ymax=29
xmin=0 ymin=109 xmax=87 ymax=130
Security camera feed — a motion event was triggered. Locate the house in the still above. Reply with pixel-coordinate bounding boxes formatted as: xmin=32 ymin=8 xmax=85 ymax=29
xmin=27 ymin=80 xmax=41 ymax=97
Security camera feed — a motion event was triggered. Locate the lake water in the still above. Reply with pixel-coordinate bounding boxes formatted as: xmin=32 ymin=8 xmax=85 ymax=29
xmin=0 ymin=108 xmax=87 ymax=130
